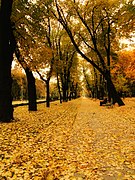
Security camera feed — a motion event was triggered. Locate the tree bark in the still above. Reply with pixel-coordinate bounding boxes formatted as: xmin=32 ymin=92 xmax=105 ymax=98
xmin=14 ymin=43 xmax=37 ymax=111
xmin=99 ymin=74 xmax=105 ymax=100
xmin=0 ymin=0 xmax=14 ymax=122
xmin=35 ymin=69 xmax=51 ymax=108
xmin=93 ymin=68 xmax=99 ymax=99
xmin=62 ymin=85 xmax=67 ymax=102
xmin=56 ymin=73 xmax=62 ymax=103
xmin=75 ymin=83 xmax=78 ymax=99
xmin=25 ymin=68 xmax=37 ymax=111
xmin=105 ymin=74 xmax=125 ymax=106
xmin=46 ymin=80 xmax=50 ymax=107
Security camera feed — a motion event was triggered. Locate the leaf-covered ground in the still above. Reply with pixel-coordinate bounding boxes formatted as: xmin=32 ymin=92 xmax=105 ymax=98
xmin=0 ymin=98 xmax=135 ymax=180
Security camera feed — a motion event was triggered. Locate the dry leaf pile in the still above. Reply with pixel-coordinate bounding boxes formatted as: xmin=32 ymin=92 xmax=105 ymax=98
xmin=0 ymin=98 xmax=135 ymax=179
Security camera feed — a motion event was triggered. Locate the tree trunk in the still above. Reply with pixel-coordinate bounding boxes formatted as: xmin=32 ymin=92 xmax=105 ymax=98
xmin=0 ymin=0 xmax=14 ymax=122
xmin=93 ymin=68 xmax=100 ymax=99
xmin=25 ymin=68 xmax=37 ymax=111
xmin=62 ymin=85 xmax=67 ymax=102
xmin=14 ymin=42 xmax=37 ymax=111
xmin=99 ymin=74 xmax=105 ymax=100
xmin=75 ymin=83 xmax=78 ymax=99
xmin=106 ymin=79 xmax=112 ymax=102
xmin=56 ymin=73 xmax=62 ymax=103
xmin=106 ymin=76 xmax=125 ymax=106
xmin=46 ymin=80 xmax=50 ymax=107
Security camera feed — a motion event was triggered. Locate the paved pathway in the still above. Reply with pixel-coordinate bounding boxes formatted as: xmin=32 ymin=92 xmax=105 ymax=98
xmin=61 ymin=98 xmax=135 ymax=179
xmin=0 ymin=98 xmax=135 ymax=180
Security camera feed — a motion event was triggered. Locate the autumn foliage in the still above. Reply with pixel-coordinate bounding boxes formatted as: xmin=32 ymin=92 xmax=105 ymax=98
xmin=112 ymin=50 xmax=135 ymax=96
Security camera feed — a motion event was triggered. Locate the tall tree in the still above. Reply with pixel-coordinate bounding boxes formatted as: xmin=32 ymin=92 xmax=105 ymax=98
xmin=0 ymin=0 xmax=14 ymax=122
xmin=15 ymin=1 xmax=55 ymax=108
xmin=11 ymin=33 xmax=37 ymax=111
xmin=53 ymin=0 xmax=134 ymax=106
xmin=54 ymin=31 xmax=78 ymax=102
xmin=112 ymin=50 xmax=135 ymax=97
xmin=11 ymin=0 xmax=48 ymax=111
xmin=31 ymin=42 xmax=53 ymax=107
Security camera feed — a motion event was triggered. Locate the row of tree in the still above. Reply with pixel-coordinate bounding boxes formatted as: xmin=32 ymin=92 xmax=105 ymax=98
xmin=83 ymin=49 xmax=135 ymax=99
xmin=0 ymin=0 xmax=134 ymax=122
xmin=11 ymin=67 xmax=81 ymax=102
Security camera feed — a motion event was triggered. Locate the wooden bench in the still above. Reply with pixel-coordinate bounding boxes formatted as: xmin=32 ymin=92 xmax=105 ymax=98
xmin=100 ymin=98 xmax=113 ymax=108
xmin=104 ymin=102 xmax=113 ymax=108
xmin=100 ymin=98 xmax=107 ymax=106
